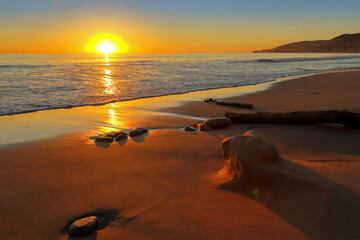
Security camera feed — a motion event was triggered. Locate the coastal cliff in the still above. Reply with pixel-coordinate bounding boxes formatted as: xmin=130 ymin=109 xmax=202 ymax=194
xmin=254 ymin=33 xmax=360 ymax=53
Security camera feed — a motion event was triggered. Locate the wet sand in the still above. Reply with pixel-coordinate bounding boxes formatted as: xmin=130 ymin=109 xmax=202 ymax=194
xmin=0 ymin=71 xmax=359 ymax=240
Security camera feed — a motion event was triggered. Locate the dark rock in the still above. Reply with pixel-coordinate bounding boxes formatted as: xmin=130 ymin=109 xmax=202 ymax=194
xmin=104 ymin=132 xmax=115 ymax=138
xmin=129 ymin=129 xmax=143 ymax=137
xmin=69 ymin=216 xmax=97 ymax=235
xmin=198 ymin=123 xmax=213 ymax=131
xmin=114 ymin=131 xmax=127 ymax=137
xmin=95 ymin=136 xmax=113 ymax=142
xmin=184 ymin=125 xmax=196 ymax=131
xmin=204 ymin=118 xmax=231 ymax=129
xmin=115 ymin=137 xmax=128 ymax=146
xmin=135 ymin=127 xmax=148 ymax=133
xmin=115 ymin=134 xmax=128 ymax=141
xmin=190 ymin=123 xmax=199 ymax=127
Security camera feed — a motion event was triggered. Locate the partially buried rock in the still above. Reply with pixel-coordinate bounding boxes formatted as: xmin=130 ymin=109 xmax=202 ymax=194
xmin=115 ymin=134 xmax=128 ymax=141
xmin=198 ymin=123 xmax=213 ymax=131
xmin=129 ymin=129 xmax=144 ymax=137
xmin=69 ymin=216 xmax=97 ymax=235
xmin=184 ymin=125 xmax=196 ymax=131
xmin=204 ymin=118 xmax=231 ymax=129
xmin=135 ymin=127 xmax=148 ymax=133
xmin=95 ymin=136 xmax=113 ymax=142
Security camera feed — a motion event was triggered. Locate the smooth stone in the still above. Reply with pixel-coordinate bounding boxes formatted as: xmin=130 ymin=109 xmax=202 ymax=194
xmin=115 ymin=134 xmax=128 ymax=141
xmin=184 ymin=125 xmax=196 ymax=131
xmin=198 ymin=123 xmax=213 ymax=131
xmin=104 ymin=132 xmax=116 ymax=138
xmin=135 ymin=127 xmax=148 ymax=133
xmin=114 ymin=131 xmax=128 ymax=137
xmin=69 ymin=216 xmax=98 ymax=235
xmin=95 ymin=136 xmax=113 ymax=142
xmin=129 ymin=129 xmax=144 ymax=137
xmin=204 ymin=118 xmax=231 ymax=129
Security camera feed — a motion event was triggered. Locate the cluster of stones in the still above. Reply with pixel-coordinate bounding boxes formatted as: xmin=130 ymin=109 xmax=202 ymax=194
xmin=94 ymin=127 xmax=148 ymax=142
xmin=184 ymin=118 xmax=231 ymax=132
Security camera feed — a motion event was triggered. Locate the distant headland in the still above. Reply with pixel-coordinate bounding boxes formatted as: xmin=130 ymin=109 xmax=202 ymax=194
xmin=254 ymin=33 xmax=360 ymax=53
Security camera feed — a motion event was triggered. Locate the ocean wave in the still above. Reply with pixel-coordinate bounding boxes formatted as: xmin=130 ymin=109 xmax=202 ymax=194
xmin=0 ymin=68 xmax=321 ymax=117
xmin=0 ymin=77 xmax=281 ymax=116
xmin=226 ymin=55 xmax=360 ymax=64
xmin=226 ymin=60 xmax=247 ymax=64
xmin=1 ymin=53 xmax=359 ymax=117
xmin=255 ymin=55 xmax=360 ymax=63
xmin=0 ymin=64 xmax=55 ymax=69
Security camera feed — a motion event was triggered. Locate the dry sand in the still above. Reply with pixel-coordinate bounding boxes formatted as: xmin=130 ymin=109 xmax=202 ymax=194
xmin=0 ymin=71 xmax=359 ymax=240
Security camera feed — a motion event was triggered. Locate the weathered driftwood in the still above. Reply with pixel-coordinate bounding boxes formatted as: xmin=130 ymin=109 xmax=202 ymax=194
xmin=225 ymin=110 xmax=360 ymax=130
xmin=204 ymin=98 xmax=253 ymax=109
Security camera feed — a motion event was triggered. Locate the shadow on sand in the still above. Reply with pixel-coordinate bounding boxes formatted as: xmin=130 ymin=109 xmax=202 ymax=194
xmin=67 ymin=232 xmax=97 ymax=240
xmin=219 ymin=157 xmax=360 ymax=240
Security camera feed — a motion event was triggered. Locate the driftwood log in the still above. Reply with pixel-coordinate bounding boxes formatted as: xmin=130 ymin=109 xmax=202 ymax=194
xmin=225 ymin=110 xmax=360 ymax=130
xmin=204 ymin=98 xmax=253 ymax=109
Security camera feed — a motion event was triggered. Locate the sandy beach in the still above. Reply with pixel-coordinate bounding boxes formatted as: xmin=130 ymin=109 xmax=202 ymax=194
xmin=0 ymin=70 xmax=359 ymax=240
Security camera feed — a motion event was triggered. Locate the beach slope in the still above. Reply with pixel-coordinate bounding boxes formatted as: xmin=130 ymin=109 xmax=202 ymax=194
xmin=0 ymin=71 xmax=359 ymax=240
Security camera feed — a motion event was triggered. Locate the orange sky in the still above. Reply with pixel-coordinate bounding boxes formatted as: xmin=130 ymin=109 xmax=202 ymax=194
xmin=0 ymin=1 xmax=359 ymax=53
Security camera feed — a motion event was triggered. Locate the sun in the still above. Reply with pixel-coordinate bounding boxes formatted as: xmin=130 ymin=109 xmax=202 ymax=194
xmin=85 ymin=33 xmax=128 ymax=56
xmin=98 ymin=41 xmax=115 ymax=57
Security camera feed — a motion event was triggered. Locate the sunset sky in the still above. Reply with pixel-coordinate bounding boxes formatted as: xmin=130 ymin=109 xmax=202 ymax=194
xmin=0 ymin=0 xmax=359 ymax=53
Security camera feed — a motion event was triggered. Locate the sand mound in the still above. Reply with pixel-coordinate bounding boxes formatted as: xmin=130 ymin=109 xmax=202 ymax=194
xmin=222 ymin=133 xmax=280 ymax=186
xmin=221 ymin=132 xmax=360 ymax=240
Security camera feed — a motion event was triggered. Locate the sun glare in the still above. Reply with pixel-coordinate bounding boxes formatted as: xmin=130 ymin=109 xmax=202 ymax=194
xmin=85 ymin=33 xmax=128 ymax=56
xmin=98 ymin=42 xmax=115 ymax=57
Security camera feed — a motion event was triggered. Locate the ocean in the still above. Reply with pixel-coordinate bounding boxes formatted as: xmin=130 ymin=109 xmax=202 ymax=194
xmin=1 ymin=53 xmax=360 ymax=116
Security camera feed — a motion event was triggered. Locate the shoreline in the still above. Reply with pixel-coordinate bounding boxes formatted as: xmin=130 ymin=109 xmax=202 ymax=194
xmin=2 ymin=66 xmax=359 ymax=118
xmin=1 ymin=67 xmax=359 ymax=147
xmin=0 ymin=72 xmax=307 ymax=117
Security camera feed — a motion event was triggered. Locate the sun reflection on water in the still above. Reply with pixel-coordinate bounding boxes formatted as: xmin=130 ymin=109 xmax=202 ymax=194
xmin=95 ymin=56 xmax=129 ymax=134
xmin=104 ymin=69 xmax=111 ymax=75
xmin=108 ymin=108 xmax=118 ymax=127
xmin=97 ymin=106 xmax=124 ymax=133
xmin=102 ymin=56 xmax=116 ymax=95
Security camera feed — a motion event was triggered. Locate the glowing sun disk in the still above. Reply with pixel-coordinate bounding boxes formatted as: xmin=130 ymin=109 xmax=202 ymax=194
xmin=85 ymin=33 xmax=128 ymax=56
xmin=99 ymin=42 xmax=115 ymax=54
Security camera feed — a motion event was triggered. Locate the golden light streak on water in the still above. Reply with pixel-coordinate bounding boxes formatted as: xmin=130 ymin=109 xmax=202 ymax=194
xmin=102 ymin=57 xmax=115 ymax=95
xmin=104 ymin=69 xmax=111 ymax=75
xmin=108 ymin=108 xmax=120 ymax=128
